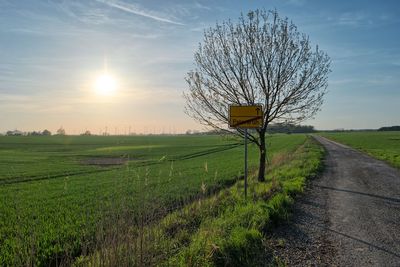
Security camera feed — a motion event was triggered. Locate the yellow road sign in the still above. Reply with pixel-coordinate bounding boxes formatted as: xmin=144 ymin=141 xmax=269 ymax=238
xmin=229 ymin=105 xmax=263 ymax=128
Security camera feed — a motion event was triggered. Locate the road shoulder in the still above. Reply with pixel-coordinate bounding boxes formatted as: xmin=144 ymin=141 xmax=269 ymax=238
xmin=267 ymin=172 xmax=338 ymax=266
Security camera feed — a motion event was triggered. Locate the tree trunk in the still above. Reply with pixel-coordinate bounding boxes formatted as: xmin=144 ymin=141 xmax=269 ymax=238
xmin=257 ymin=130 xmax=266 ymax=182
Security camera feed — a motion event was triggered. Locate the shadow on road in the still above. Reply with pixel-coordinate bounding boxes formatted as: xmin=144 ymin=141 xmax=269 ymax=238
xmin=324 ymin=227 xmax=400 ymax=259
xmin=293 ymin=202 xmax=400 ymax=260
xmin=315 ymin=185 xmax=400 ymax=203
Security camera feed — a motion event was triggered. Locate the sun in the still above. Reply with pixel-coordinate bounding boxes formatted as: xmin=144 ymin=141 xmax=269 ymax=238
xmin=94 ymin=74 xmax=117 ymax=96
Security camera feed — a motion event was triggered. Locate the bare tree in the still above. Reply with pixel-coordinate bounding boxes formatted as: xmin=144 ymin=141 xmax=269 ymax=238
xmin=56 ymin=127 xmax=66 ymax=136
xmin=81 ymin=130 xmax=91 ymax=136
xmin=184 ymin=9 xmax=331 ymax=181
xmin=42 ymin=129 xmax=52 ymax=136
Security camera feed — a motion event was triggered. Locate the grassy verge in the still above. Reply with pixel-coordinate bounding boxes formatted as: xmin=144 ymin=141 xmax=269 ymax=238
xmin=76 ymin=136 xmax=324 ymax=266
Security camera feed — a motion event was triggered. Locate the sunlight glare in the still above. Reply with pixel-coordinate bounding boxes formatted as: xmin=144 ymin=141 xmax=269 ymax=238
xmin=94 ymin=74 xmax=117 ymax=96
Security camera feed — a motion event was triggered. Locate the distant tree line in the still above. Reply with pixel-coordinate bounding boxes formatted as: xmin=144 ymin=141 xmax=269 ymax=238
xmin=5 ymin=129 xmax=52 ymax=136
xmin=185 ymin=129 xmax=201 ymax=135
xmin=80 ymin=130 xmax=91 ymax=136
xmin=267 ymin=123 xmax=315 ymax=134
xmin=4 ymin=127 xmax=67 ymax=136
xmin=378 ymin=126 xmax=400 ymax=131
xmin=186 ymin=129 xmax=229 ymax=135
xmin=5 ymin=130 xmax=24 ymax=136
xmin=184 ymin=124 xmax=315 ymax=135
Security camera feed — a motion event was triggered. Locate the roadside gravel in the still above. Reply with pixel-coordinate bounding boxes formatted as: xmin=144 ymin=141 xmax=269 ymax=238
xmin=268 ymin=135 xmax=400 ymax=266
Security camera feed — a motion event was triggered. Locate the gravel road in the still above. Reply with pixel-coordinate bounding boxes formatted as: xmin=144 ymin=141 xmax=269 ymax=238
xmin=269 ymin=135 xmax=400 ymax=266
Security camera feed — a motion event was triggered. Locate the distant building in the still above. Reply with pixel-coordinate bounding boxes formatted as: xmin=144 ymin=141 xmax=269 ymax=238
xmin=6 ymin=130 xmax=24 ymax=136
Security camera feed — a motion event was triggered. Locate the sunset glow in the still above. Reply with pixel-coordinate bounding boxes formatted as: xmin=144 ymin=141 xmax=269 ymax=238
xmin=1 ymin=0 xmax=399 ymax=133
xmin=94 ymin=74 xmax=117 ymax=96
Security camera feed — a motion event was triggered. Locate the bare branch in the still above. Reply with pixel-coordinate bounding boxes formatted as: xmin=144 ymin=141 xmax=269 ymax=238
xmin=184 ymin=9 xmax=330 ymax=153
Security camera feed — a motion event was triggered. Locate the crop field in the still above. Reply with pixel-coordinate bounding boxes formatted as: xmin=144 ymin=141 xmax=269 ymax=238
xmin=319 ymin=131 xmax=400 ymax=168
xmin=0 ymin=134 xmax=307 ymax=265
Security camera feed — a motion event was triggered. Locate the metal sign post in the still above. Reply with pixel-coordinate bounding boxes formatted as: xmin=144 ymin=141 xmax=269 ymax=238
xmin=244 ymin=128 xmax=248 ymax=199
xmin=229 ymin=105 xmax=263 ymax=199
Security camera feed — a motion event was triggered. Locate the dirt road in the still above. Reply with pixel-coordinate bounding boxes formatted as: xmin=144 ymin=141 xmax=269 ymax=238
xmin=270 ymin=135 xmax=400 ymax=266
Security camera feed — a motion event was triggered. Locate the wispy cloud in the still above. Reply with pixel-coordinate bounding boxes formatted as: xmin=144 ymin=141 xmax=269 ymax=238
xmin=0 ymin=64 xmax=14 ymax=76
xmin=194 ymin=2 xmax=211 ymax=11
xmin=52 ymin=1 xmax=110 ymax=25
xmin=337 ymin=12 xmax=370 ymax=27
xmin=96 ymin=0 xmax=184 ymax=26
xmin=327 ymin=11 xmax=397 ymax=28
xmin=284 ymin=0 xmax=307 ymax=7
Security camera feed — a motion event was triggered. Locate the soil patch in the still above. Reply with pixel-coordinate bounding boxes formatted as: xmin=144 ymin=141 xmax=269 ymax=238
xmin=82 ymin=157 xmax=128 ymax=167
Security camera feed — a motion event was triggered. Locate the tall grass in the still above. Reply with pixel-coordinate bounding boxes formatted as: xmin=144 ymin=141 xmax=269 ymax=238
xmin=75 ymin=136 xmax=324 ymax=266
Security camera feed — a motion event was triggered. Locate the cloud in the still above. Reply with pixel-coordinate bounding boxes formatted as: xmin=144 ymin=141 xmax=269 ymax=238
xmin=337 ymin=12 xmax=370 ymax=27
xmin=328 ymin=11 xmax=397 ymax=28
xmin=0 ymin=91 xmax=82 ymax=114
xmin=284 ymin=0 xmax=307 ymax=6
xmin=96 ymin=0 xmax=184 ymax=26
xmin=329 ymin=78 xmax=358 ymax=86
xmin=0 ymin=64 xmax=14 ymax=76
xmin=194 ymin=2 xmax=211 ymax=11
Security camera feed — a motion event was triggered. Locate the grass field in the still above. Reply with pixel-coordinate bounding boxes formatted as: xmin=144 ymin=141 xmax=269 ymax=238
xmin=78 ymin=136 xmax=324 ymax=266
xmin=319 ymin=131 xmax=400 ymax=168
xmin=0 ymin=134 xmax=307 ymax=265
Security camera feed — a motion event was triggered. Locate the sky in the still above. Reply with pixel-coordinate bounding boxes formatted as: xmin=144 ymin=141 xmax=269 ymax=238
xmin=0 ymin=0 xmax=399 ymax=134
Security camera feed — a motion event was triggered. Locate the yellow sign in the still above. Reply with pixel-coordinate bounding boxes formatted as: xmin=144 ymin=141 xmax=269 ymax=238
xmin=229 ymin=105 xmax=263 ymax=128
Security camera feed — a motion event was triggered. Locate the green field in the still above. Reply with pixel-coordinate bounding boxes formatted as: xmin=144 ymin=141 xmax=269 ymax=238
xmin=319 ymin=131 xmax=400 ymax=168
xmin=0 ymin=134 xmax=307 ymax=265
xmin=78 ymin=136 xmax=324 ymax=266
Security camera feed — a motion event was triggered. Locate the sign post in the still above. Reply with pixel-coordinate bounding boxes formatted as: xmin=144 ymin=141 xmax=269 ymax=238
xmin=229 ymin=105 xmax=263 ymax=199
xmin=244 ymin=128 xmax=248 ymax=198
